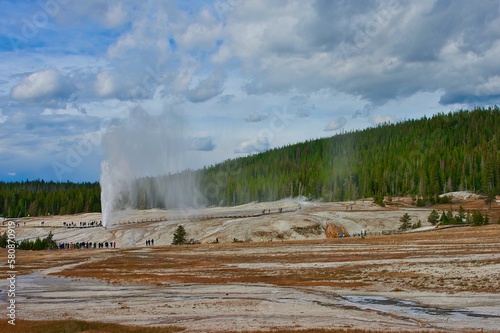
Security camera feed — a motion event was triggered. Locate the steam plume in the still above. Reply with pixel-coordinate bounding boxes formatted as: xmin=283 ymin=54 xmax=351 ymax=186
xmin=100 ymin=106 xmax=196 ymax=228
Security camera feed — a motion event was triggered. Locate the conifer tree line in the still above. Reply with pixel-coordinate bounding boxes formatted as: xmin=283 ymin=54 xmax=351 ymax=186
xmin=196 ymin=107 xmax=499 ymax=206
xmin=0 ymin=181 xmax=100 ymax=218
xmin=0 ymin=107 xmax=498 ymax=217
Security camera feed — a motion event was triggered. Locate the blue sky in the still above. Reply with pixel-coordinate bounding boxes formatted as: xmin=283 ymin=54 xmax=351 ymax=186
xmin=1 ymin=0 xmax=500 ymax=182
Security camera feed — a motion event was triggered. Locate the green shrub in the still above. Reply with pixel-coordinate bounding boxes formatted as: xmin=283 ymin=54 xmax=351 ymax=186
xmin=427 ymin=210 xmax=439 ymax=225
xmin=17 ymin=231 xmax=58 ymax=250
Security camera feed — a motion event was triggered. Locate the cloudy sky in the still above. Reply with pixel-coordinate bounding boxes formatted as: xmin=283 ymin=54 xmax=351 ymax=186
xmin=1 ymin=0 xmax=499 ymax=182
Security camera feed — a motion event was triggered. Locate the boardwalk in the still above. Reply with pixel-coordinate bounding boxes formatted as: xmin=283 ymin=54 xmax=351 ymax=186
xmin=116 ymin=208 xmax=297 ymax=226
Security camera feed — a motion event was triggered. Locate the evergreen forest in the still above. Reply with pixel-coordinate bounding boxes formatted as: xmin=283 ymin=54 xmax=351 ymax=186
xmin=196 ymin=107 xmax=499 ymax=206
xmin=0 ymin=181 xmax=101 ymax=218
xmin=1 ymin=107 xmax=499 ymax=217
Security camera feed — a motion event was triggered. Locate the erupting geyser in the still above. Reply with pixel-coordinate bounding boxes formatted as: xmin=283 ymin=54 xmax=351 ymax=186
xmin=100 ymin=107 xmax=195 ymax=228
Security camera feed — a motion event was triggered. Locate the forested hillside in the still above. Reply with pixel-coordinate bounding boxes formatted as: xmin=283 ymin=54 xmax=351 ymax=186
xmin=0 ymin=181 xmax=100 ymax=218
xmin=197 ymin=107 xmax=499 ymax=205
xmin=1 ymin=107 xmax=499 ymax=217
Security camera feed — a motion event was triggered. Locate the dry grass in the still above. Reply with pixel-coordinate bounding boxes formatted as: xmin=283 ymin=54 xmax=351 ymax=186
xmin=0 ymin=248 xmax=109 ymax=278
xmin=0 ymin=321 xmax=439 ymax=333
xmin=0 ymin=320 xmax=184 ymax=333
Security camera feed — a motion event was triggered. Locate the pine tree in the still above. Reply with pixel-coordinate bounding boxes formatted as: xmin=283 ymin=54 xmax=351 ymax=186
xmin=45 ymin=231 xmax=57 ymax=249
xmin=172 ymin=225 xmax=187 ymax=245
xmin=399 ymin=213 xmax=412 ymax=231
xmin=485 ymin=190 xmax=495 ymax=210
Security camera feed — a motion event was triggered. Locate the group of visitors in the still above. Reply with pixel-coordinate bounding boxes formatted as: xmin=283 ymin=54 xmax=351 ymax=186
xmin=63 ymin=221 xmax=102 ymax=228
xmin=261 ymin=207 xmax=284 ymax=214
xmin=351 ymin=230 xmax=367 ymax=237
xmin=58 ymin=241 xmax=116 ymax=249
xmin=145 ymin=239 xmax=154 ymax=246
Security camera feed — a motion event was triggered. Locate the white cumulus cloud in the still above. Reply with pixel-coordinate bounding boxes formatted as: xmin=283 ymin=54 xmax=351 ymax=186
xmin=11 ymin=68 xmax=72 ymax=102
xmin=95 ymin=71 xmax=119 ymax=98
xmin=234 ymin=136 xmax=270 ymax=154
xmin=371 ymin=115 xmax=395 ymax=125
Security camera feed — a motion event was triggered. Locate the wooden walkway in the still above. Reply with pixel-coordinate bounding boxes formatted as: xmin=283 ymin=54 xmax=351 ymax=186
xmin=2 ymin=208 xmax=298 ymax=228
xmin=116 ymin=209 xmax=297 ymax=226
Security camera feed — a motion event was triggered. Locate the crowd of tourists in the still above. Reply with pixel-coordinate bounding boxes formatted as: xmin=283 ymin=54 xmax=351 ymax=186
xmin=58 ymin=241 xmax=116 ymax=249
xmin=63 ymin=220 xmax=102 ymax=228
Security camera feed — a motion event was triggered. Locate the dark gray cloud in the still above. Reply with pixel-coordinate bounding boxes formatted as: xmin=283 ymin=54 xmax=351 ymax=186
xmin=10 ymin=1 xmax=499 ymax=110
xmin=231 ymin=0 xmax=500 ymax=106
xmin=300 ymin=0 xmax=379 ymax=52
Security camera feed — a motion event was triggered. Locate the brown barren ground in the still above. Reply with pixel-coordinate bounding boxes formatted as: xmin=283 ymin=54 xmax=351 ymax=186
xmin=1 ymin=196 xmax=499 ymax=332
xmin=1 ymin=225 xmax=499 ymax=332
xmin=6 ymin=225 xmax=500 ymax=294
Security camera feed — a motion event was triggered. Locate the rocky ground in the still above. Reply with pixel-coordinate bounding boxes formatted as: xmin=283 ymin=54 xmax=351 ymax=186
xmin=4 ymin=195 xmax=485 ymax=247
xmin=1 ymin=193 xmax=499 ymax=332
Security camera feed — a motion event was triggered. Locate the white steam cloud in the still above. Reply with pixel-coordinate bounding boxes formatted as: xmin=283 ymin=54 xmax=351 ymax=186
xmin=100 ymin=106 xmax=197 ymax=228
